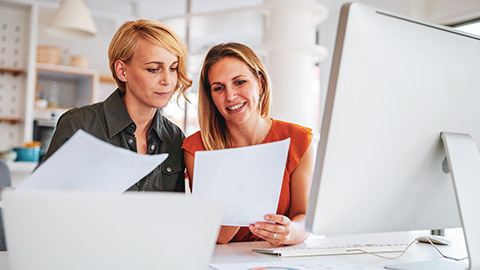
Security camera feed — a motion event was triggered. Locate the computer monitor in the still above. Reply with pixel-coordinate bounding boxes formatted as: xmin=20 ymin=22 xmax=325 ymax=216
xmin=306 ymin=2 xmax=480 ymax=269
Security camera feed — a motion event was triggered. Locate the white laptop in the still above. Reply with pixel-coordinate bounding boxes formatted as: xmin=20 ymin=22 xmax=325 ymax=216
xmin=1 ymin=190 xmax=223 ymax=270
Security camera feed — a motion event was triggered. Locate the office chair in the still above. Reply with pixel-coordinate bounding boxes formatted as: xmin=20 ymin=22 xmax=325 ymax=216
xmin=0 ymin=159 xmax=12 ymax=251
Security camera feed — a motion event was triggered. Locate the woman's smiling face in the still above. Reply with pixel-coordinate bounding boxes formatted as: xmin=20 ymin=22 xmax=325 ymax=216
xmin=208 ymin=56 xmax=263 ymax=125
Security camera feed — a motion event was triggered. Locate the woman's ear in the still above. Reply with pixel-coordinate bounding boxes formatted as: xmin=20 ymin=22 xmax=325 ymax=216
xmin=259 ymin=73 xmax=266 ymax=96
xmin=115 ymin=60 xmax=127 ymax=82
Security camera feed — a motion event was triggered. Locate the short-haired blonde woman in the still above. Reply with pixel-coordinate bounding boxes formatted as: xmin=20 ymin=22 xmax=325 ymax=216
xmin=182 ymin=43 xmax=315 ymax=246
xmin=45 ymin=19 xmax=192 ymax=192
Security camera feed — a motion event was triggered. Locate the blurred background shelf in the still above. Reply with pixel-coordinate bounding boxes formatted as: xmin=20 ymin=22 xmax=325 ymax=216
xmin=99 ymin=74 xmax=114 ymax=83
xmin=0 ymin=117 xmax=21 ymax=124
xmin=0 ymin=66 xmax=25 ymax=76
xmin=35 ymin=63 xmax=98 ymax=110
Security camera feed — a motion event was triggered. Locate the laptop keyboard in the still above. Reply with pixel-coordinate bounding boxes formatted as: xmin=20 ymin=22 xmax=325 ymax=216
xmin=252 ymin=243 xmax=409 ymax=257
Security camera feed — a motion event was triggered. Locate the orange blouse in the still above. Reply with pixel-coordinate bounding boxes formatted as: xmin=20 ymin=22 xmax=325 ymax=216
xmin=182 ymin=118 xmax=313 ymax=242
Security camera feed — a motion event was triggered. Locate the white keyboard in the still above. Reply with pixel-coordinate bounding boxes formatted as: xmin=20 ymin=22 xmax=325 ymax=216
xmin=253 ymin=243 xmax=409 ymax=257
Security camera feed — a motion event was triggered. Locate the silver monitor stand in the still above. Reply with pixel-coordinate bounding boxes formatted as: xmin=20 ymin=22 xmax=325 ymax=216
xmin=387 ymin=132 xmax=479 ymax=270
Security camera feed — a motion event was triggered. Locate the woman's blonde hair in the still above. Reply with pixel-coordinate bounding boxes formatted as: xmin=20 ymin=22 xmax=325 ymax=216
xmin=108 ymin=19 xmax=192 ymax=99
xmin=198 ymin=42 xmax=272 ymax=150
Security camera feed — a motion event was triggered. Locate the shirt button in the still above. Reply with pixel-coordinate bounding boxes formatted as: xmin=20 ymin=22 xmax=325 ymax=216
xmin=150 ymin=144 xmax=155 ymax=150
xmin=166 ymin=167 xmax=172 ymax=173
xmin=128 ymin=138 xmax=134 ymax=144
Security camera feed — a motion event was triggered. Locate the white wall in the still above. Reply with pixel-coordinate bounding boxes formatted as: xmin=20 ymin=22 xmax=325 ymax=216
xmin=36 ymin=6 xmax=116 ymax=76
xmin=411 ymin=0 xmax=480 ymax=25
xmin=316 ymin=0 xmax=480 ymax=127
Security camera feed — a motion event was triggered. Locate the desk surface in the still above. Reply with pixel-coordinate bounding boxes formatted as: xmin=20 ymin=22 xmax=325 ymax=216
xmin=210 ymin=230 xmax=468 ymax=269
xmin=0 ymin=231 xmax=468 ymax=269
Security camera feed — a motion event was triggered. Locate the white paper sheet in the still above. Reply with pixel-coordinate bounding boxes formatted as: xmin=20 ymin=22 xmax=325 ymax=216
xmin=16 ymin=129 xmax=168 ymax=193
xmin=193 ymin=139 xmax=290 ymax=226
xmin=210 ymin=260 xmax=381 ymax=270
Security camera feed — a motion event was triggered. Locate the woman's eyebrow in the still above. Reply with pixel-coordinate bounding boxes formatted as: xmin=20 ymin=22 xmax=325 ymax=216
xmin=144 ymin=60 xmax=179 ymax=66
xmin=232 ymin=74 xmax=246 ymax=80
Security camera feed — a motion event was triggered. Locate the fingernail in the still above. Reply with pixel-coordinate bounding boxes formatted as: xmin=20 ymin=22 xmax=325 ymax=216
xmin=255 ymin=224 xmax=260 ymax=228
xmin=265 ymin=215 xmax=270 ymax=220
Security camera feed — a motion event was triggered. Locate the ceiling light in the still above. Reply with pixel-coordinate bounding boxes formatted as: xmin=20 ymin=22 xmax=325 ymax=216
xmin=47 ymin=0 xmax=97 ymax=38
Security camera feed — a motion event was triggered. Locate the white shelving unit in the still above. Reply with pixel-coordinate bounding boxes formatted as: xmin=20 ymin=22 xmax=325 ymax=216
xmin=1 ymin=1 xmax=101 ymax=146
xmin=0 ymin=0 xmax=37 ymax=150
xmin=34 ymin=63 xmax=99 ymax=119
xmin=1 ymin=0 xmax=101 ymax=181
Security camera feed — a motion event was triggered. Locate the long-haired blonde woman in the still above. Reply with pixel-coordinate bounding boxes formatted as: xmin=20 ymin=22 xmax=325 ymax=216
xmin=182 ymin=42 xmax=315 ymax=246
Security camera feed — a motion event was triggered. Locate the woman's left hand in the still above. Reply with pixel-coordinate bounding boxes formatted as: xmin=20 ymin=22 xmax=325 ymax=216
xmin=249 ymin=214 xmax=291 ymax=246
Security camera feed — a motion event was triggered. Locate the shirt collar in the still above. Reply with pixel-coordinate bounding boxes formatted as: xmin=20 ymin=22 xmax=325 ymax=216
xmin=150 ymin=109 xmax=168 ymax=143
xmin=104 ymin=89 xmax=167 ymax=142
xmin=104 ymin=89 xmax=134 ymax=139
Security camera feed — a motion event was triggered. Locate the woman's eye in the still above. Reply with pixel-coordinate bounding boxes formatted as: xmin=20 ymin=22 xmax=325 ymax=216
xmin=212 ymin=85 xmax=224 ymax=92
xmin=147 ymin=68 xmax=159 ymax=73
xmin=235 ymin=80 xmax=247 ymax=85
xmin=170 ymin=66 xmax=178 ymax=72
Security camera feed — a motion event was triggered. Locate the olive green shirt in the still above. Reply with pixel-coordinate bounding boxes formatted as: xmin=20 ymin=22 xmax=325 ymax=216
xmin=44 ymin=89 xmax=185 ymax=192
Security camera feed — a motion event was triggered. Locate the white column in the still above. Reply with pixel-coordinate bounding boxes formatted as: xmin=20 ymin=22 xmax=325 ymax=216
xmin=24 ymin=3 xmax=39 ymax=143
xmin=263 ymin=0 xmax=327 ymax=129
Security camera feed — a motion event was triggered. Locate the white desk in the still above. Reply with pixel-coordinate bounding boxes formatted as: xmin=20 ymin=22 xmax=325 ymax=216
xmin=210 ymin=231 xmax=468 ymax=269
xmin=0 ymin=231 xmax=468 ymax=269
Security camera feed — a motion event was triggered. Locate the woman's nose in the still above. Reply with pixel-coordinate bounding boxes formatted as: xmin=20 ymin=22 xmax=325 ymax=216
xmin=159 ymin=70 xmax=172 ymax=86
xmin=225 ymin=87 xmax=237 ymax=101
